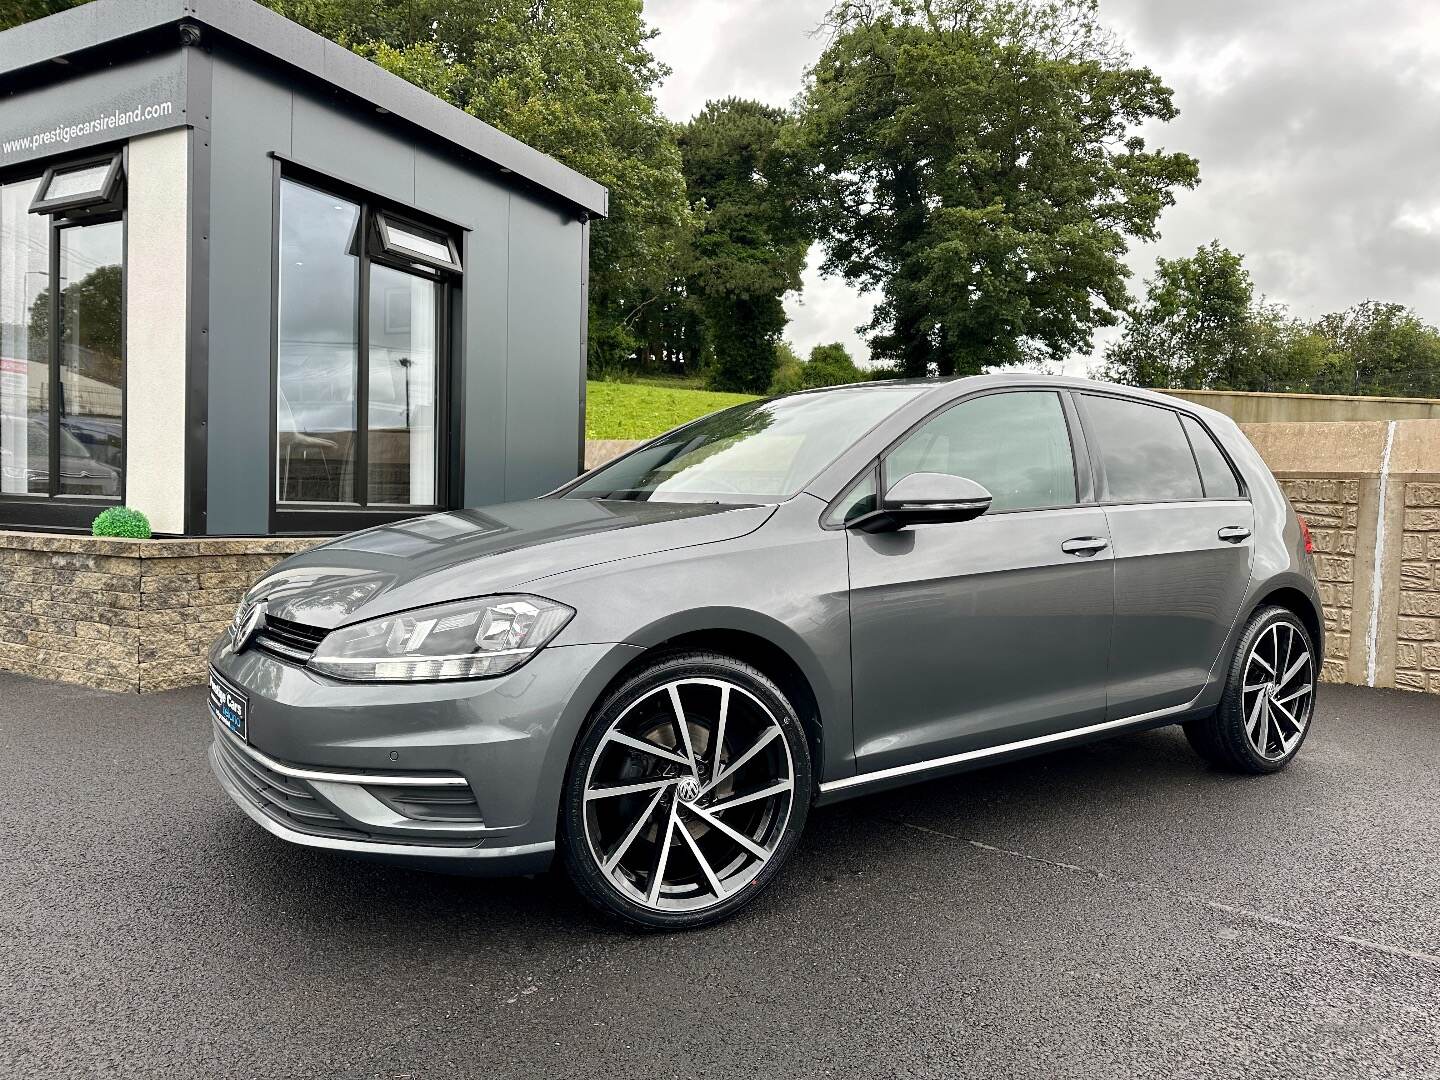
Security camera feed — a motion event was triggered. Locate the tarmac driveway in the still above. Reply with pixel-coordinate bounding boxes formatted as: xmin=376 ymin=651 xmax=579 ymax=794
xmin=1 ymin=674 xmax=1437 ymax=1079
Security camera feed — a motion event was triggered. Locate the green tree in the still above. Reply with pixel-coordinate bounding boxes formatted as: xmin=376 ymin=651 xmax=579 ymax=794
xmin=769 ymin=341 xmax=866 ymax=394
xmin=1103 ymin=241 xmax=1268 ymax=389
xmin=0 ymin=1 xmax=84 ymax=30
xmin=254 ymin=0 xmax=435 ymax=47
xmin=802 ymin=342 xmax=865 ymax=388
xmin=768 ymin=341 xmax=806 ymax=394
xmin=1309 ymin=302 xmax=1440 ymax=399
xmin=791 ymin=0 xmax=1199 ymax=377
xmin=1098 ymin=243 xmax=1440 ymax=396
xmin=679 ymin=98 xmax=811 ymax=392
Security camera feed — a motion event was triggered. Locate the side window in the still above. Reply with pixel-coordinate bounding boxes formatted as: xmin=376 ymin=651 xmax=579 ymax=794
xmin=1082 ymin=395 xmax=1201 ymax=503
xmin=826 ymin=466 xmax=878 ymax=526
xmin=885 ymin=391 xmax=1076 ymax=512
xmin=1182 ymin=415 xmax=1242 ymax=499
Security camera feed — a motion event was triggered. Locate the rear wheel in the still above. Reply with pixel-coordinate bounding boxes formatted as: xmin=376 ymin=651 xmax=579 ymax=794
xmin=561 ymin=651 xmax=812 ymax=930
xmin=1184 ymin=606 xmax=1317 ymax=774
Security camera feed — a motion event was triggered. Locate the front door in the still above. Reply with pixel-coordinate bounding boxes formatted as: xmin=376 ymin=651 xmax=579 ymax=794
xmin=846 ymin=390 xmax=1116 ymax=776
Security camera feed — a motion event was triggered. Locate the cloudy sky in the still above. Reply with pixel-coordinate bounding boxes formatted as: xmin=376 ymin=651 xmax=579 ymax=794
xmin=645 ymin=0 xmax=1440 ymax=373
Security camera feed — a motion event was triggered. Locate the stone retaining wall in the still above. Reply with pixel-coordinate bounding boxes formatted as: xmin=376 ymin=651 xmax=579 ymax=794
xmin=1160 ymin=388 xmax=1440 ymax=423
xmin=0 ymin=533 xmax=321 ymax=692
xmin=1244 ymin=420 xmax=1440 ymax=695
xmin=1274 ymin=478 xmax=1358 ymax=685
xmin=1396 ymin=482 xmax=1440 ymax=692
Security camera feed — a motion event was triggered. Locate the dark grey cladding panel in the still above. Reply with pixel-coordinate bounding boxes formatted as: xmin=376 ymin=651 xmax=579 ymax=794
xmin=504 ymin=195 xmax=586 ymax=501
xmin=0 ymin=0 xmax=607 ymax=218
xmin=203 ymin=56 xmax=291 ymax=535
xmin=298 ymin=32 xmax=608 ymax=219
xmin=0 ymin=0 xmax=183 ymax=73
xmin=0 ymin=51 xmax=186 ymax=166
xmin=415 ymin=155 xmax=512 ymax=510
xmin=289 ymin=85 xmax=415 ymax=204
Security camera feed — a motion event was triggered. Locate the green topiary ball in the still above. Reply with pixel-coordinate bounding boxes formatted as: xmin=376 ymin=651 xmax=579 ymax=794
xmin=91 ymin=506 xmax=152 ymax=539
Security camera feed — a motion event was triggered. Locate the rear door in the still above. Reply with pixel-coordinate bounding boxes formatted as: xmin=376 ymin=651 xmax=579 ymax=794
xmin=1076 ymin=394 xmax=1255 ymax=718
xmin=845 ymin=389 xmax=1115 ymax=775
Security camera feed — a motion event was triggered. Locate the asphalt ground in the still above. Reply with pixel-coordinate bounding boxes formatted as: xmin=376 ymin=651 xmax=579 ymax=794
xmin=2 ymin=673 xmax=1438 ymax=1080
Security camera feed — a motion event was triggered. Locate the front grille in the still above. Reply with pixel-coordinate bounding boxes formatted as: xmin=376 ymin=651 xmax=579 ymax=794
xmin=255 ymin=614 xmax=328 ymax=664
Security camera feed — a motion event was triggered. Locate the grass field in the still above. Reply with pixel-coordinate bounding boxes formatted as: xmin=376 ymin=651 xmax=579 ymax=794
xmin=585 ymin=378 xmax=758 ymax=440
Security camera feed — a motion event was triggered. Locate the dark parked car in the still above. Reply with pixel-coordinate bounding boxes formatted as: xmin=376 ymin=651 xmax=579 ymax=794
xmin=208 ymin=376 xmax=1322 ymax=929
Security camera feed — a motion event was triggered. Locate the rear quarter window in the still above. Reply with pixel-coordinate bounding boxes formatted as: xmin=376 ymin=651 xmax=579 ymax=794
xmin=1081 ymin=394 xmax=1202 ymax=504
xmin=1182 ymin=415 xmax=1243 ymax=499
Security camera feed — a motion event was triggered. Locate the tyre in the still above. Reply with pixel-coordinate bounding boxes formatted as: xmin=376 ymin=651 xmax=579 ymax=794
xmin=560 ymin=651 xmax=813 ymax=930
xmin=1184 ymin=605 xmax=1318 ymax=774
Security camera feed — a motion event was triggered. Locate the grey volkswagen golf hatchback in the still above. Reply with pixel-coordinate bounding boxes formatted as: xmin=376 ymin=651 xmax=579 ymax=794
xmin=209 ymin=376 xmax=1322 ymax=929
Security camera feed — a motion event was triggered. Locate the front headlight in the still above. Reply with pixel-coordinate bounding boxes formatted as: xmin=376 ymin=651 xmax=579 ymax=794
xmin=307 ymin=595 xmax=574 ymax=682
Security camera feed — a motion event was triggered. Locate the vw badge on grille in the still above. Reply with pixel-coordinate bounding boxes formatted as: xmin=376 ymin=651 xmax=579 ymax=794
xmin=235 ymin=600 xmax=267 ymax=653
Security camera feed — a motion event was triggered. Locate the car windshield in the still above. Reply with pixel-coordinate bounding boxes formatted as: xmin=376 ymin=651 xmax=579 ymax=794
xmin=565 ymin=385 xmax=927 ymax=504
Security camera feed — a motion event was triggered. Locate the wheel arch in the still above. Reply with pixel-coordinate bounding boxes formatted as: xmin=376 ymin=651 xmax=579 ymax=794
xmin=605 ymin=610 xmax=839 ymax=784
xmin=1249 ymin=580 xmax=1325 ymax=660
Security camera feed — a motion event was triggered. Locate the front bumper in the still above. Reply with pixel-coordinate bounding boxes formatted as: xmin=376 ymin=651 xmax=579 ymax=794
xmin=206 ymin=635 xmax=642 ymax=875
xmin=208 ymin=729 xmax=556 ymax=874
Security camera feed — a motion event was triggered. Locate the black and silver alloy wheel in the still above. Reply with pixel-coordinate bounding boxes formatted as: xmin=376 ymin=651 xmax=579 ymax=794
xmin=562 ymin=652 xmax=812 ymax=930
xmin=1241 ymin=619 xmax=1314 ymax=760
xmin=1185 ymin=605 xmax=1318 ymax=774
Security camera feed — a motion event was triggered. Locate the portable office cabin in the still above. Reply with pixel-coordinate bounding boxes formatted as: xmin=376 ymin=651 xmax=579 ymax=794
xmin=0 ymin=0 xmax=605 ymax=537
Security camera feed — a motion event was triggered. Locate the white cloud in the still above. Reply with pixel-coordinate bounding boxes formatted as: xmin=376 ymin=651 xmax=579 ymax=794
xmin=782 ymin=244 xmax=878 ymax=364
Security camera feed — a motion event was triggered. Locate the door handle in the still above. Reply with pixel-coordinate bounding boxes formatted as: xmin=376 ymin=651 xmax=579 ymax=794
xmin=1061 ymin=536 xmax=1110 ymax=557
xmin=1217 ymin=525 xmax=1252 ymax=543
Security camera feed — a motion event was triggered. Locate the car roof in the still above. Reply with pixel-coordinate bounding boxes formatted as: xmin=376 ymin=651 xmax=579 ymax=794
xmin=803 ymin=373 xmax=1225 ymax=417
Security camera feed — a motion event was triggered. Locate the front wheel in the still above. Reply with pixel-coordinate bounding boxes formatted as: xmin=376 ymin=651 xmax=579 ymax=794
xmin=560 ymin=651 xmax=813 ymax=930
xmin=1184 ymin=605 xmax=1318 ymax=774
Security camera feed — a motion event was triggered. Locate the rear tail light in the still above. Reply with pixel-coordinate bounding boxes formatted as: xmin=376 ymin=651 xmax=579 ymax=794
xmin=1297 ymin=515 xmax=1315 ymax=555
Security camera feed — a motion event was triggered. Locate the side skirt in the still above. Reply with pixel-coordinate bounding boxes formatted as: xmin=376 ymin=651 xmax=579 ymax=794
xmin=814 ymin=700 xmax=1201 ymax=806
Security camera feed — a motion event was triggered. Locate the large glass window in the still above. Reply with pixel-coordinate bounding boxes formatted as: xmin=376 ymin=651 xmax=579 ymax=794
xmin=277 ymin=182 xmax=359 ymax=504
xmin=0 ymin=178 xmax=50 ymax=497
xmin=367 ymin=264 xmax=438 ymax=505
xmin=885 ymin=391 xmax=1077 ymax=512
xmin=276 ymin=177 xmax=453 ymax=510
xmin=1082 ymin=394 xmax=1203 ymax=503
xmin=1 ymin=161 xmax=124 ymax=509
xmin=58 ymin=220 xmax=123 ymax=497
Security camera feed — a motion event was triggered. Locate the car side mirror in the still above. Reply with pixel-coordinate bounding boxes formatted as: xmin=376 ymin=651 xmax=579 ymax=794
xmin=852 ymin=472 xmax=993 ymax=533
